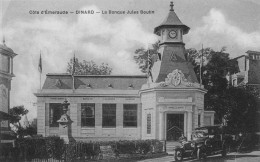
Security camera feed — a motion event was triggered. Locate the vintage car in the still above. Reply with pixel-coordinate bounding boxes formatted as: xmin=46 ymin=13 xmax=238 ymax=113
xmin=174 ymin=125 xmax=229 ymax=161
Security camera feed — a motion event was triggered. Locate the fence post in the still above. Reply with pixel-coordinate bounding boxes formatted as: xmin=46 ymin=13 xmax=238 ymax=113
xmin=24 ymin=146 xmax=27 ymax=162
xmin=64 ymin=144 xmax=67 ymax=162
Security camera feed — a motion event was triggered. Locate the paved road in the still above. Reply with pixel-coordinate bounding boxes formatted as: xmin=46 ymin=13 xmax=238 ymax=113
xmin=137 ymin=150 xmax=260 ymax=162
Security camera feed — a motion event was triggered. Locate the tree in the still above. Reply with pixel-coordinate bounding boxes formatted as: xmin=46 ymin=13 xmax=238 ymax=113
xmin=67 ymin=58 xmax=112 ymax=75
xmin=224 ymin=86 xmax=258 ymax=133
xmin=134 ymin=41 xmax=159 ymax=73
xmin=9 ymin=105 xmax=28 ymax=124
xmin=185 ymin=47 xmax=214 ymax=81
xmin=193 ymin=48 xmax=257 ymax=133
xmin=9 ymin=105 xmax=37 ymax=138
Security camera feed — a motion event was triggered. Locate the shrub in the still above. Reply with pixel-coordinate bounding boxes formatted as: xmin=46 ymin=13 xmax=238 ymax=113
xmin=14 ymin=138 xmax=164 ymax=161
xmin=15 ymin=136 xmax=64 ymax=160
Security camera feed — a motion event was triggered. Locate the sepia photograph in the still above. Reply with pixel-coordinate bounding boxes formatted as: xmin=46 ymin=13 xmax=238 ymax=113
xmin=0 ymin=0 xmax=260 ymax=161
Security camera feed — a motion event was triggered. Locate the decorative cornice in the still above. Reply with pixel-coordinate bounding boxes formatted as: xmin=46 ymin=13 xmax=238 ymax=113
xmin=159 ymin=69 xmax=202 ymax=88
xmin=159 ymin=42 xmax=185 ymax=46
xmin=158 ymin=97 xmax=192 ymax=103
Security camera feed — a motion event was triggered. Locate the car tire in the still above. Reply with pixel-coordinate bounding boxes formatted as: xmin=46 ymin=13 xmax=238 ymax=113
xmin=174 ymin=150 xmax=183 ymax=161
xmin=197 ymin=148 xmax=202 ymax=160
xmin=197 ymin=148 xmax=207 ymax=160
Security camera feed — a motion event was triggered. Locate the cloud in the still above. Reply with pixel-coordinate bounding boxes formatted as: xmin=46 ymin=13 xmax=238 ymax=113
xmin=187 ymin=8 xmax=260 ymax=56
xmin=5 ymin=5 xmax=157 ymax=120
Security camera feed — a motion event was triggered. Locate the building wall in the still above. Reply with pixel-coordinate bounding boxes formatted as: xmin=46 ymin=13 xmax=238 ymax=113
xmin=0 ymin=50 xmax=13 ymax=131
xmin=37 ymin=96 xmax=142 ymax=141
xmin=139 ymin=87 xmax=210 ymax=141
xmin=140 ymin=91 xmax=157 ymax=139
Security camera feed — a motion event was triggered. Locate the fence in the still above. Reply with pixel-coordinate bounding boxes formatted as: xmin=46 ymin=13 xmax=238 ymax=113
xmin=0 ymin=138 xmax=166 ymax=162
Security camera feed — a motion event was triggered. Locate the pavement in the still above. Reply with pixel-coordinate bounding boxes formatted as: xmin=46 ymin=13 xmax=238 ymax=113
xmin=137 ymin=150 xmax=260 ymax=162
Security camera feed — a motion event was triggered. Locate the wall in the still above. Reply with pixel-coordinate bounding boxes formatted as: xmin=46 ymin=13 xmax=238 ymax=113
xmin=140 ymin=91 xmax=156 ymax=140
xmin=37 ymin=96 xmax=142 ymax=141
xmin=140 ymin=87 xmax=207 ymax=141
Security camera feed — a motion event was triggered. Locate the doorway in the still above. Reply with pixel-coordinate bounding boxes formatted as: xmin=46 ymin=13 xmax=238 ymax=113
xmin=166 ymin=114 xmax=184 ymax=141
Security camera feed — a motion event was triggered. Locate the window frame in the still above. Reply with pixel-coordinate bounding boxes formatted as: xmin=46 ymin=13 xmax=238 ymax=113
xmin=0 ymin=54 xmax=10 ymax=73
xmin=123 ymin=104 xmax=137 ymax=128
xmin=49 ymin=103 xmax=63 ymax=127
xmin=147 ymin=113 xmax=151 ymax=134
xmin=102 ymin=104 xmax=116 ymax=128
xmin=81 ymin=103 xmax=95 ymax=127
xmin=198 ymin=114 xmax=201 ymax=127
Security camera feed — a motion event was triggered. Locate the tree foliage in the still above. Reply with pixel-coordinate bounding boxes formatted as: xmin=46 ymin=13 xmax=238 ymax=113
xmin=224 ymin=86 xmax=258 ymax=133
xmin=190 ymin=47 xmax=257 ymax=133
xmin=9 ymin=105 xmax=37 ymax=138
xmin=9 ymin=105 xmax=28 ymax=124
xmin=67 ymin=58 xmax=112 ymax=75
xmin=134 ymin=42 xmax=159 ymax=73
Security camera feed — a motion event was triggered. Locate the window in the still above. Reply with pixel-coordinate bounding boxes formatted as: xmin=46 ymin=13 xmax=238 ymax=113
xmin=147 ymin=113 xmax=151 ymax=134
xmin=102 ymin=104 xmax=116 ymax=127
xmin=123 ymin=104 xmax=137 ymax=127
xmin=0 ymin=54 xmax=10 ymax=73
xmin=198 ymin=114 xmax=201 ymax=127
xmin=49 ymin=103 xmax=63 ymax=127
xmin=81 ymin=103 xmax=95 ymax=127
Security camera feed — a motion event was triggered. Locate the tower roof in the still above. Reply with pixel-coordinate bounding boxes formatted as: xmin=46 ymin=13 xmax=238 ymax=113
xmin=0 ymin=38 xmax=17 ymax=57
xmin=154 ymin=2 xmax=190 ymax=34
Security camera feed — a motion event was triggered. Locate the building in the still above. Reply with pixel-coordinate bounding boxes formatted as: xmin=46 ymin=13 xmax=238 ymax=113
xmin=230 ymin=50 xmax=260 ymax=87
xmin=0 ymin=39 xmax=18 ymax=145
xmin=35 ymin=2 xmax=215 ymax=141
xmin=229 ymin=50 xmax=260 ymax=136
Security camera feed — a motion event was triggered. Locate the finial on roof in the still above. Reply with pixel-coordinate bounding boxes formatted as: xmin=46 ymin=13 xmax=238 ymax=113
xmin=170 ymin=1 xmax=174 ymax=11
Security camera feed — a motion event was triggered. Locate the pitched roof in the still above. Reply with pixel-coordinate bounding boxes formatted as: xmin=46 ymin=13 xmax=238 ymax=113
xmin=42 ymin=74 xmax=147 ymax=90
xmin=246 ymin=50 xmax=260 ymax=55
xmin=0 ymin=43 xmax=17 ymax=57
xmin=154 ymin=10 xmax=190 ymax=34
xmin=153 ymin=45 xmax=198 ymax=83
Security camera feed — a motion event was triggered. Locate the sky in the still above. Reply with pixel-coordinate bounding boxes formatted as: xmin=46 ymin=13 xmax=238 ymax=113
xmin=1 ymin=0 xmax=260 ymax=120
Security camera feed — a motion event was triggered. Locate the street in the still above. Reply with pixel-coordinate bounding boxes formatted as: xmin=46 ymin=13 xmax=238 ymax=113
xmin=137 ymin=150 xmax=260 ymax=162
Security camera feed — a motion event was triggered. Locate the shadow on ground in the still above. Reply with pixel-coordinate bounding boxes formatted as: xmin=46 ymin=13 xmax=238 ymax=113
xmin=171 ymin=153 xmax=260 ymax=162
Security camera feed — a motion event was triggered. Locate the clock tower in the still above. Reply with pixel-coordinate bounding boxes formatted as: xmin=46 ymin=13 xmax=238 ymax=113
xmin=139 ymin=2 xmax=214 ymax=142
xmin=151 ymin=2 xmax=198 ymax=83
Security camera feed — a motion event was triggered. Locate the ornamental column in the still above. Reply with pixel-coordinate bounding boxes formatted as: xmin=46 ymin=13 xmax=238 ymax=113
xmin=10 ymin=57 xmax=13 ymax=75
xmin=200 ymin=110 xmax=204 ymax=127
xmin=57 ymin=99 xmax=74 ymax=143
xmin=158 ymin=111 xmax=164 ymax=140
xmin=187 ymin=111 xmax=192 ymax=141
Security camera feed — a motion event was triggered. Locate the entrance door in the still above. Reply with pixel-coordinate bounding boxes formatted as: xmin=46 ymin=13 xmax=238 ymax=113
xmin=166 ymin=114 xmax=184 ymax=141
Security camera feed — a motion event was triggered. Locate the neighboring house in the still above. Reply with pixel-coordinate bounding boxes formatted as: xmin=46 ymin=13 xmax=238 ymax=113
xmin=229 ymin=51 xmax=260 ymax=86
xmin=35 ymin=2 xmax=215 ymax=142
xmin=0 ymin=40 xmax=18 ymax=146
xmin=229 ymin=50 xmax=260 ymax=136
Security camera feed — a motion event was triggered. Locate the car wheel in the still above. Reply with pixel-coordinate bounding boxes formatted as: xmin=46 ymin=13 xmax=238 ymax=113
xmin=174 ymin=150 xmax=183 ymax=161
xmin=197 ymin=148 xmax=206 ymax=160
xmin=197 ymin=148 xmax=201 ymax=160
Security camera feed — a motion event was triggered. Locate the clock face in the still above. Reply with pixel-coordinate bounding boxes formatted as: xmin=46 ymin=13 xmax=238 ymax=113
xmin=169 ymin=30 xmax=177 ymax=39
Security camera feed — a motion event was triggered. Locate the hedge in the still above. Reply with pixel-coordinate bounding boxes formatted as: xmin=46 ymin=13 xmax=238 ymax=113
xmin=14 ymin=137 xmax=164 ymax=161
